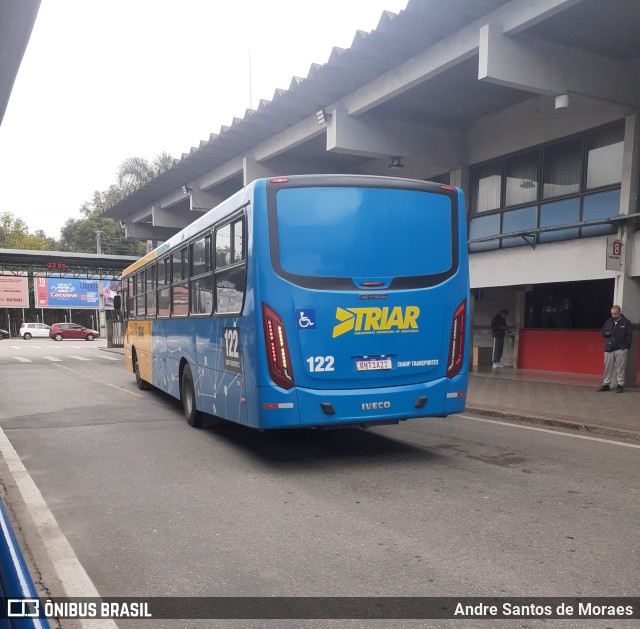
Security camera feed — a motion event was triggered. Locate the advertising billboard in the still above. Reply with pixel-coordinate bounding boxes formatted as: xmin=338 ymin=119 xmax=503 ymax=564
xmin=0 ymin=275 xmax=29 ymax=308
xmin=103 ymin=279 xmax=122 ymax=310
xmin=35 ymin=276 xmax=100 ymax=309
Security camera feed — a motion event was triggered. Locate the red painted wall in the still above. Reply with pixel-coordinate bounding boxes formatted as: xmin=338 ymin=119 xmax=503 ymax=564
xmin=518 ymin=330 xmax=603 ymax=374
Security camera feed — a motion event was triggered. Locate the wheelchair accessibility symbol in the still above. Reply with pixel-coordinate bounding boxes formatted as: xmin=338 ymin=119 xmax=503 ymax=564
xmin=296 ymin=309 xmax=316 ymax=329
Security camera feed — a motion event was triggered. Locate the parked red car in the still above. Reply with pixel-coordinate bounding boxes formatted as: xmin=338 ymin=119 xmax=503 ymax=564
xmin=50 ymin=323 xmax=99 ymax=341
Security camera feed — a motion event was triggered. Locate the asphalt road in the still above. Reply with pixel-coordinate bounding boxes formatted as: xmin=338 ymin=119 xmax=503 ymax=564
xmin=0 ymin=339 xmax=638 ymax=629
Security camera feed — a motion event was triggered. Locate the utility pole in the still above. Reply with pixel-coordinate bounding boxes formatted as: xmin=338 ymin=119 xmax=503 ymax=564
xmin=95 ymin=230 xmax=105 ymax=337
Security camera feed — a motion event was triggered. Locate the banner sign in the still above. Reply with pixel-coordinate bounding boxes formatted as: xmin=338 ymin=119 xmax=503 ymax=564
xmin=0 ymin=275 xmax=29 ymax=308
xmin=35 ymin=276 xmax=99 ymax=309
xmin=103 ymin=279 xmax=122 ymax=310
xmin=2 ymin=596 xmax=639 ymax=620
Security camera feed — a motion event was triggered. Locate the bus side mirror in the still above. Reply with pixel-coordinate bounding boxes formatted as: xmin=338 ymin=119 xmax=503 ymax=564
xmin=113 ymin=295 xmax=121 ymax=311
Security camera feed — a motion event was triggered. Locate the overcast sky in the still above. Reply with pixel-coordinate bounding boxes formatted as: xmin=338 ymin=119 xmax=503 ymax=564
xmin=0 ymin=0 xmax=408 ymax=238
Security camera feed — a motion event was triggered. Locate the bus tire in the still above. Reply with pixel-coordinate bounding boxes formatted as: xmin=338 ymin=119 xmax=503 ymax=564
xmin=133 ymin=353 xmax=150 ymax=390
xmin=181 ymin=365 xmax=203 ymax=428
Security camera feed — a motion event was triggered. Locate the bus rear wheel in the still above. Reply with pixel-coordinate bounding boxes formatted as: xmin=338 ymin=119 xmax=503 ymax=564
xmin=181 ymin=365 xmax=203 ymax=428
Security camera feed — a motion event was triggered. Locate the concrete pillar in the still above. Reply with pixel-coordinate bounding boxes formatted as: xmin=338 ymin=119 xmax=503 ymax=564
xmin=243 ymin=156 xmax=277 ymax=186
xmin=513 ymin=289 xmax=528 ymax=369
xmin=613 ymin=113 xmax=640 ymax=385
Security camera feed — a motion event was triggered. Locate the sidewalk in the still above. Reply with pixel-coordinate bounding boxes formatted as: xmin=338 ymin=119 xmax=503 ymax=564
xmin=467 ymin=366 xmax=640 ymax=442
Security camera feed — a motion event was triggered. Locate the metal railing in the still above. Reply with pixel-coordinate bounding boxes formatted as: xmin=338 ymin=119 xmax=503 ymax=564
xmin=106 ymin=320 xmax=124 ymax=348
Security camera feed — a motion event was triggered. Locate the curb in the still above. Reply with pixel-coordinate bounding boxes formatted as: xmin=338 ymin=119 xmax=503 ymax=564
xmin=465 ymin=406 xmax=640 ymax=443
xmin=99 ymin=347 xmax=125 ymax=355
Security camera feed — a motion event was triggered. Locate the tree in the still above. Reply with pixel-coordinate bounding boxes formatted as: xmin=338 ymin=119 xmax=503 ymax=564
xmin=59 ymin=204 xmax=146 ymax=256
xmin=0 ymin=212 xmax=58 ymax=250
xmin=59 ymin=152 xmax=175 ymax=256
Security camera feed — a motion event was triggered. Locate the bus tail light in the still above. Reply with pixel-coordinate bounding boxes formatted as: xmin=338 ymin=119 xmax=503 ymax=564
xmin=262 ymin=303 xmax=295 ymax=389
xmin=446 ymin=300 xmax=466 ymax=379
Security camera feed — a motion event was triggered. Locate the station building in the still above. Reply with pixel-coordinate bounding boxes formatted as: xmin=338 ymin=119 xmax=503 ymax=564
xmin=101 ymin=0 xmax=640 ymax=381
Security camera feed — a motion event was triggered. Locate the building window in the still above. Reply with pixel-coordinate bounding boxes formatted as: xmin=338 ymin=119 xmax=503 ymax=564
xmin=581 ymin=189 xmax=620 ymax=237
xmin=505 ymin=150 xmax=538 ymax=206
xmin=542 ymin=137 xmax=582 ymax=199
xmin=538 ymin=198 xmax=580 ymax=243
xmin=524 ymin=279 xmax=614 ymax=329
xmin=586 ymin=124 xmax=624 ymax=189
xmin=468 ymin=214 xmax=500 ymax=252
xmin=501 ymin=206 xmax=537 ymax=248
xmin=471 ymin=160 xmax=501 ymax=213
xmin=469 ymin=121 xmax=624 ymax=250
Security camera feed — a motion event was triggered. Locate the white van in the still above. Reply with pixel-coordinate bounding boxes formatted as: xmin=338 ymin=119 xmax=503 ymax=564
xmin=19 ymin=323 xmax=50 ymax=340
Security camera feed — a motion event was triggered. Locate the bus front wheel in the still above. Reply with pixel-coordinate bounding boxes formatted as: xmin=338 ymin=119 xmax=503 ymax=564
xmin=181 ymin=365 xmax=203 ymax=428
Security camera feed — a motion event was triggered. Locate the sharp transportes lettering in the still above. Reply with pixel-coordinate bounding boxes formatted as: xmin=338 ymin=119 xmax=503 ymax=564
xmin=333 ymin=306 xmax=420 ymax=338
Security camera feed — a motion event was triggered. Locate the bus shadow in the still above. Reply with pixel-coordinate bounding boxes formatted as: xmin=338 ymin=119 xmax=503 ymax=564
xmin=202 ymin=419 xmax=441 ymax=468
xmin=150 ymin=389 xmax=441 ymax=468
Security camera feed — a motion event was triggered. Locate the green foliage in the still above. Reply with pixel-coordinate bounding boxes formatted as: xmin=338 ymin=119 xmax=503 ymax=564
xmin=0 ymin=212 xmax=59 ymax=250
xmin=59 ymin=153 xmax=174 ymax=256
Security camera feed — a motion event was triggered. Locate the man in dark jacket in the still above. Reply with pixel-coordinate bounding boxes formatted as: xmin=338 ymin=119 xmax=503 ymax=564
xmin=491 ymin=309 xmax=509 ymax=368
xmin=597 ymin=305 xmax=632 ymax=393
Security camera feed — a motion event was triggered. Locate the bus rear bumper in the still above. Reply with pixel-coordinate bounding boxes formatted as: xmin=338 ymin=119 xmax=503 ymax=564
xmin=295 ymin=375 xmax=467 ymax=428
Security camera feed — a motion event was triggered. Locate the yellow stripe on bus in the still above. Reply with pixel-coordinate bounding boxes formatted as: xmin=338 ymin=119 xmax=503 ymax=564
xmin=122 ymin=249 xmax=158 ymax=277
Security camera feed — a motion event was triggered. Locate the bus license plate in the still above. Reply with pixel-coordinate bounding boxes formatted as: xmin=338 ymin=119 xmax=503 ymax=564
xmin=355 ymin=358 xmax=392 ymax=371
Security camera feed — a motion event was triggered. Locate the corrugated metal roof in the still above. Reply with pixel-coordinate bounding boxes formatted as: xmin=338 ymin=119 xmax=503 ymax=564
xmin=103 ymin=0 xmax=513 ymax=219
xmin=0 ymin=248 xmax=138 ymax=263
xmin=0 ymin=0 xmax=41 ymax=125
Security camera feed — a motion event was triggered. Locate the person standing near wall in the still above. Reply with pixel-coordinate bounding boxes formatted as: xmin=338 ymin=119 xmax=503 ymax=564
xmin=491 ymin=309 xmax=509 ymax=368
xmin=597 ymin=305 xmax=632 ymax=393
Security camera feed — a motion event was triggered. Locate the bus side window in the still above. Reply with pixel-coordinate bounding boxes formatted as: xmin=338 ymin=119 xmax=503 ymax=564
xmin=233 ymin=218 xmax=244 ymax=262
xmin=157 ymin=257 xmax=170 ymax=318
xmin=172 ymin=247 xmax=189 ymax=317
xmin=136 ymin=271 xmax=145 ymax=318
xmin=215 ymin=218 xmax=246 ymax=315
xmin=146 ymin=264 xmax=157 ymax=317
xmin=126 ymin=276 xmax=135 ymax=319
xmin=190 ymin=235 xmax=213 ymax=316
xmin=216 ymin=224 xmax=231 ymax=268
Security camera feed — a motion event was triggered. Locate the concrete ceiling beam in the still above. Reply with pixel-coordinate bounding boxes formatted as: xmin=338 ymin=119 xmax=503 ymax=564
xmin=478 ymin=23 xmax=640 ymax=108
xmin=124 ymin=223 xmax=177 ymax=241
xmin=327 ymin=109 xmax=464 ymax=166
xmin=340 ymin=0 xmax=585 ymax=116
xmin=151 ymin=207 xmax=190 ymax=229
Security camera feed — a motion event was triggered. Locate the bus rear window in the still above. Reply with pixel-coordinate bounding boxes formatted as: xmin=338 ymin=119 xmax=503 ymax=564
xmin=275 ymin=187 xmax=453 ymax=278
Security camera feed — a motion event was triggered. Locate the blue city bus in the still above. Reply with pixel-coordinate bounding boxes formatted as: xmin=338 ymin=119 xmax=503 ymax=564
xmin=120 ymin=175 xmax=469 ymax=430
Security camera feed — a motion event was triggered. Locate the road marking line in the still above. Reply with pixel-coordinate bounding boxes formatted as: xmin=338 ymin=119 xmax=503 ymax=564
xmin=69 ymin=355 xmax=91 ymax=361
xmin=54 ymin=364 xmax=142 ymax=398
xmin=13 ymin=357 xmax=31 ymax=363
xmin=0 ymin=428 xmax=118 ymax=629
xmin=459 ymin=413 xmax=640 ymax=449
xmin=100 ymin=356 xmax=120 ymax=361
xmin=43 ymin=356 xmax=62 ymax=362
